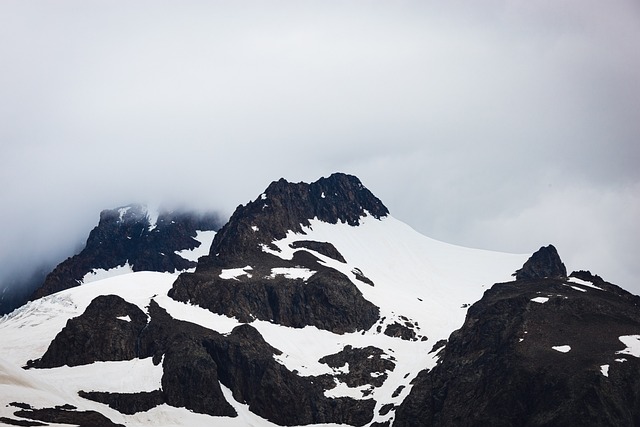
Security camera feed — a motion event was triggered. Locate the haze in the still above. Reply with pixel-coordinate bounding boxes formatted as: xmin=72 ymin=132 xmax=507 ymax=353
xmin=1 ymin=1 xmax=638 ymax=295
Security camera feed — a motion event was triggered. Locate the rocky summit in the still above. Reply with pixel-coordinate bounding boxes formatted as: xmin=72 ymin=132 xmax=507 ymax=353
xmin=31 ymin=204 xmax=222 ymax=300
xmin=0 ymin=173 xmax=638 ymax=427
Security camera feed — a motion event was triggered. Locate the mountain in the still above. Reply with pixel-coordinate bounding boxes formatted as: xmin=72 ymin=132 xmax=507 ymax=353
xmin=1 ymin=173 xmax=638 ymax=427
xmin=29 ymin=204 xmax=222 ymax=301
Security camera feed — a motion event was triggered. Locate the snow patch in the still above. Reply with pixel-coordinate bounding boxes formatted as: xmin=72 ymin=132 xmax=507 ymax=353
xmin=82 ymin=263 xmax=134 ymax=284
xmin=118 ymin=206 xmax=131 ymax=221
xmin=146 ymin=205 xmax=160 ymax=231
xmin=269 ymin=267 xmax=316 ymax=281
xmin=552 ymin=345 xmax=571 ymax=353
xmin=531 ymin=297 xmax=549 ymax=304
xmin=175 ymin=230 xmax=216 ymax=264
xmin=251 ymin=225 xmax=259 ymax=232
xmin=617 ymin=335 xmax=640 ymax=358
xmin=568 ymin=277 xmax=603 ymax=290
xmin=219 ymin=266 xmax=253 ymax=280
xmin=600 ymin=364 xmax=609 ymax=377
xmin=116 ymin=315 xmax=131 ymax=322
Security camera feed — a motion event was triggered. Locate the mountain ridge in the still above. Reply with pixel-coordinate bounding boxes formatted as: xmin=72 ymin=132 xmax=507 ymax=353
xmin=0 ymin=173 xmax=638 ymax=426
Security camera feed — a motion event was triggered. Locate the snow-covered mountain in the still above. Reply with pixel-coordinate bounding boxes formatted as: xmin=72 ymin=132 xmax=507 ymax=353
xmin=1 ymin=173 xmax=638 ymax=426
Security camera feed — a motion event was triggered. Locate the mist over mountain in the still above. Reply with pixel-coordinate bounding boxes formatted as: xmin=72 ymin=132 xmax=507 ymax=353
xmin=1 ymin=173 xmax=637 ymax=426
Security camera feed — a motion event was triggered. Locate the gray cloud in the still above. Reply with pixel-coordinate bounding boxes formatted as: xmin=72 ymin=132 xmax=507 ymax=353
xmin=1 ymin=1 xmax=638 ymax=293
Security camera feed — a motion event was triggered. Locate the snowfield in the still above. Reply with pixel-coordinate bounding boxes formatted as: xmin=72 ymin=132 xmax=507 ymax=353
xmin=0 ymin=215 xmax=531 ymax=426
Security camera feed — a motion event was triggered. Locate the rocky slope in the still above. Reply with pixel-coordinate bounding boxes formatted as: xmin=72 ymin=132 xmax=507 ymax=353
xmin=0 ymin=173 xmax=638 ymax=427
xmin=30 ymin=204 xmax=222 ymax=301
xmin=394 ymin=247 xmax=640 ymax=426
xmin=169 ymin=173 xmax=387 ymax=334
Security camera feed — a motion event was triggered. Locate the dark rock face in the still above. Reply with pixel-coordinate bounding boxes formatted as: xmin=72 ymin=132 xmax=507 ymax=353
xmin=30 ymin=205 xmax=222 ymax=300
xmin=29 ymin=295 xmax=375 ymax=425
xmin=169 ymin=173 xmax=383 ymax=334
xmin=394 ymin=271 xmax=640 ymax=426
xmin=11 ymin=406 xmax=124 ymax=427
xmin=205 ymin=324 xmax=375 ymax=426
xmin=198 ymin=172 xmax=388 ymax=268
xmin=78 ymin=390 xmax=164 ymax=415
xmin=514 ymin=244 xmax=567 ymax=280
xmin=171 ymin=264 xmax=380 ymax=333
xmin=319 ymin=345 xmax=396 ymax=388
xmin=28 ymin=295 xmax=148 ymax=368
xmin=289 ymin=240 xmax=347 ymax=263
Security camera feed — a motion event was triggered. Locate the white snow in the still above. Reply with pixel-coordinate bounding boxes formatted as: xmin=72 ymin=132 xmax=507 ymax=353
xmin=568 ymin=277 xmax=603 ymax=290
xmin=175 ymin=230 xmax=216 ymax=263
xmin=116 ymin=315 xmax=131 ymax=322
xmin=82 ymin=262 xmax=134 ymax=284
xmin=261 ymin=215 xmax=527 ymax=344
xmin=252 ymin=225 xmax=259 ymax=232
xmin=146 ymin=205 xmax=160 ymax=231
xmin=269 ymin=267 xmax=315 ymax=281
xmin=616 ymin=335 xmax=640 ymax=358
xmin=219 ymin=266 xmax=253 ymax=280
xmin=531 ymin=297 xmax=549 ymax=304
xmin=552 ymin=345 xmax=572 ymax=353
xmin=569 ymin=285 xmax=587 ymax=293
xmin=600 ymin=364 xmax=609 ymax=377
xmin=0 ymin=214 xmax=532 ymax=427
xmin=36 ymin=358 xmax=163 ymax=393
xmin=118 ymin=206 xmax=131 ymax=221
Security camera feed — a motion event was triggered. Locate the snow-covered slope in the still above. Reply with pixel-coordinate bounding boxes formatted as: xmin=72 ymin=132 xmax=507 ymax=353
xmin=0 ymin=214 xmax=528 ymax=426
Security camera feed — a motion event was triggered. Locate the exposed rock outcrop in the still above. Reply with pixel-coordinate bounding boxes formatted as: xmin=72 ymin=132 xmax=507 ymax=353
xmin=28 ymin=295 xmax=148 ymax=368
xmin=169 ymin=173 xmax=384 ymax=333
xmin=394 ymin=257 xmax=640 ymax=426
xmin=513 ymin=244 xmax=567 ymax=280
xmin=319 ymin=345 xmax=396 ymax=388
xmin=29 ymin=296 xmax=375 ymax=425
xmin=30 ymin=205 xmax=221 ymax=300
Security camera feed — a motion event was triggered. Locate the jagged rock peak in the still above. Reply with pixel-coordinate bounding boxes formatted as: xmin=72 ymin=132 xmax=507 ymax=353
xmin=260 ymin=172 xmax=389 ymax=225
xmin=29 ymin=204 xmax=222 ymax=301
xmin=513 ymin=244 xmax=567 ymax=280
xmin=205 ymin=173 xmax=388 ymax=263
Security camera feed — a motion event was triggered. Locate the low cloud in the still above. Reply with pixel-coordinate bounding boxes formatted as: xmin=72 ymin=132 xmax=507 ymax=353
xmin=1 ymin=1 xmax=638 ymax=294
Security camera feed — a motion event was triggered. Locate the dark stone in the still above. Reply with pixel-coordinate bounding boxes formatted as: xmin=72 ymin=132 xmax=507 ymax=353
xmin=8 ymin=403 xmax=33 ymax=410
xmin=28 ymin=295 xmax=148 ymax=368
xmin=137 ymin=300 xmax=238 ymax=417
xmin=319 ymin=345 xmax=396 ymax=388
xmin=199 ymin=173 xmax=388 ymax=268
xmin=170 ymin=263 xmax=379 ymax=334
xmin=384 ymin=322 xmax=419 ymax=341
xmin=429 ymin=339 xmax=447 ymax=354
xmin=290 ymin=240 xmax=346 ymax=263
xmin=30 ymin=206 xmax=222 ymax=300
xmin=13 ymin=407 xmax=124 ymax=427
xmin=392 ymin=385 xmax=405 ymax=398
xmin=169 ymin=173 xmax=384 ymax=334
xmin=0 ymin=417 xmax=47 ymax=426
xmin=78 ymin=390 xmax=165 ymax=415
xmin=394 ymin=276 xmax=640 ymax=426
xmin=514 ymin=244 xmax=567 ymax=280
xmin=203 ymin=324 xmax=376 ymax=426
xmin=352 ymin=268 xmax=375 ymax=286
xmin=379 ymin=403 xmax=395 ymax=416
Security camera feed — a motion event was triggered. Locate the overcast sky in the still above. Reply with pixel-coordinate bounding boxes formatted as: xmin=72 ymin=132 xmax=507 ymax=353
xmin=1 ymin=1 xmax=638 ymax=294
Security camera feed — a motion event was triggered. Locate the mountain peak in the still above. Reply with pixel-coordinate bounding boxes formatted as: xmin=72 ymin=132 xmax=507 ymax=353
xmin=513 ymin=244 xmax=567 ymax=280
xmin=205 ymin=173 xmax=388 ymax=264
